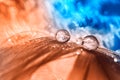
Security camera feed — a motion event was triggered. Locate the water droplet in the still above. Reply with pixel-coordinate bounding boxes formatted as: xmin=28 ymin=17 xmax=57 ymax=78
xmin=8 ymin=39 xmax=12 ymax=42
xmin=82 ymin=35 xmax=99 ymax=50
xmin=55 ymin=29 xmax=70 ymax=43
xmin=76 ymin=51 xmax=80 ymax=55
xmin=114 ymin=58 xmax=118 ymax=62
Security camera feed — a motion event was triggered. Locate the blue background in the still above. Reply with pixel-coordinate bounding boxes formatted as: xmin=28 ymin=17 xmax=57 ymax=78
xmin=48 ymin=0 xmax=120 ymax=51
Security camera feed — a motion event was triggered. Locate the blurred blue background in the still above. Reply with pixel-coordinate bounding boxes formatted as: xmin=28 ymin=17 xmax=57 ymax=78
xmin=47 ymin=0 xmax=120 ymax=51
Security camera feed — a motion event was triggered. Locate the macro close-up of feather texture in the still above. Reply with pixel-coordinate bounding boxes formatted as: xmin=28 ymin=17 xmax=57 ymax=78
xmin=0 ymin=0 xmax=120 ymax=80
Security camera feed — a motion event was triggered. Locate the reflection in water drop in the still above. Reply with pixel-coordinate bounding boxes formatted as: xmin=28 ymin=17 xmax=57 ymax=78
xmin=82 ymin=35 xmax=99 ymax=50
xmin=55 ymin=29 xmax=70 ymax=43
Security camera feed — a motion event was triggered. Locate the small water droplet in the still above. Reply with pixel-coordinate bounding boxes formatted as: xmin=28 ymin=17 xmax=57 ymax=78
xmin=76 ymin=51 xmax=80 ymax=55
xmin=8 ymin=39 xmax=12 ymax=42
xmin=114 ymin=58 xmax=118 ymax=62
xmin=55 ymin=29 xmax=70 ymax=43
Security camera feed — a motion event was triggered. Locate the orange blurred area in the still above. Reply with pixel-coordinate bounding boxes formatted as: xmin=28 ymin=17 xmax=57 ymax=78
xmin=1 ymin=1 xmax=120 ymax=80
xmin=0 ymin=0 xmax=51 ymax=44
xmin=0 ymin=35 xmax=120 ymax=80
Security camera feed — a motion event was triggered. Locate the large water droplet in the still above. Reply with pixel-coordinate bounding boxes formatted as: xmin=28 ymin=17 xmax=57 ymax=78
xmin=55 ymin=29 xmax=70 ymax=43
xmin=82 ymin=35 xmax=99 ymax=50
